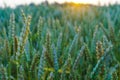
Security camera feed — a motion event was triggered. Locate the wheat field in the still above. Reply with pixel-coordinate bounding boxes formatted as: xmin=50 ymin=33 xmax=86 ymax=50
xmin=0 ymin=2 xmax=120 ymax=80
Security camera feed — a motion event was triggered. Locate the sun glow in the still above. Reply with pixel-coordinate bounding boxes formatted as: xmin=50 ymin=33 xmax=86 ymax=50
xmin=65 ymin=0 xmax=118 ymax=5
xmin=66 ymin=0 xmax=98 ymax=4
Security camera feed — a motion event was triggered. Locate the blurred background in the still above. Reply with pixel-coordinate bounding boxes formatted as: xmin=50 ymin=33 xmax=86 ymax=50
xmin=0 ymin=0 xmax=120 ymax=8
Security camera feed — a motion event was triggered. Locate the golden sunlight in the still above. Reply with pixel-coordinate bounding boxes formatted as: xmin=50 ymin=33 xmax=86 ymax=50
xmin=66 ymin=0 xmax=118 ymax=5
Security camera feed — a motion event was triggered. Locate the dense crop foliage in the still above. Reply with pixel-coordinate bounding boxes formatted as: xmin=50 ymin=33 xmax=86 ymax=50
xmin=0 ymin=2 xmax=120 ymax=80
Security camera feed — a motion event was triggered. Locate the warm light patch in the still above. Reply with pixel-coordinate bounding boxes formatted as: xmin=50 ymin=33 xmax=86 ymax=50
xmin=65 ymin=0 xmax=119 ymax=5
